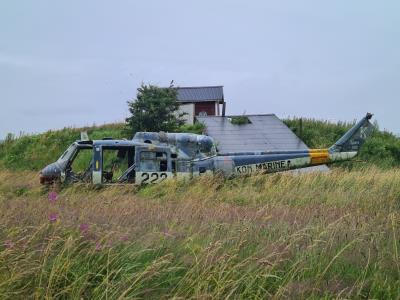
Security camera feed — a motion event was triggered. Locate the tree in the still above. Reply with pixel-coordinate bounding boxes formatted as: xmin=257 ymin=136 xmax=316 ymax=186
xmin=125 ymin=84 xmax=186 ymax=136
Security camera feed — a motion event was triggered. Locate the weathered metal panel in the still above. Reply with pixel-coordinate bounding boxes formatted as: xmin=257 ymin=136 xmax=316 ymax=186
xmin=196 ymin=114 xmax=308 ymax=153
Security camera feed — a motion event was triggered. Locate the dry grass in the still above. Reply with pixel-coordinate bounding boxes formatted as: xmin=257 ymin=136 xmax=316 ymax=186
xmin=0 ymin=168 xmax=399 ymax=299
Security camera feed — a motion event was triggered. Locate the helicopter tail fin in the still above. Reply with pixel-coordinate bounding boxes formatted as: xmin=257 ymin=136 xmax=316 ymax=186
xmin=329 ymin=113 xmax=374 ymax=154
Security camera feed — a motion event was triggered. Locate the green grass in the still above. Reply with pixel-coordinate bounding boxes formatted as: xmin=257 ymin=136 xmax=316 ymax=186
xmin=1 ymin=117 xmax=399 ymax=298
xmin=230 ymin=116 xmax=251 ymax=125
xmin=178 ymin=122 xmax=206 ymax=134
xmin=284 ymin=117 xmax=353 ymax=149
xmin=0 ymin=168 xmax=399 ymax=299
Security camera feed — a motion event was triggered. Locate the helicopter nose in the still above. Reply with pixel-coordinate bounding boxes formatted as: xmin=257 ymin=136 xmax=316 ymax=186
xmin=39 ymin=162 xmax=61 ymax=184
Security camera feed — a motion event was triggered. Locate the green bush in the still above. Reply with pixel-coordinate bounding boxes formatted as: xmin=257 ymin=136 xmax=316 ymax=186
xmin=178 ymin=122 xmax=206 ymax=134
xmin=230 ymin=116 xmax=250 ymax=125
xmin=284 ymin=117 xmax=353 ymax=149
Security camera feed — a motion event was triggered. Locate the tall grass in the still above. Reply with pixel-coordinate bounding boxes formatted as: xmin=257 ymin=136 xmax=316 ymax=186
xmin=1 ymin=168 xmax=399 ymax=298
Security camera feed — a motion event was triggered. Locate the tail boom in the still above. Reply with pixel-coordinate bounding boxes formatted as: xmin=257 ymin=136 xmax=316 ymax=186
xmin=219 ymin=113 xmax=374 ymax=176
xmin=308 ymin=113 xmax=373 ymax=165
xmin=308 ymin=149 xmax=358 ymax=166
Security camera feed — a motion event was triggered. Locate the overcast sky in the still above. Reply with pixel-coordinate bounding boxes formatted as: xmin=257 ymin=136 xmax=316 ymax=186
xmin=1 ymin=1 xmax=399 ymax=139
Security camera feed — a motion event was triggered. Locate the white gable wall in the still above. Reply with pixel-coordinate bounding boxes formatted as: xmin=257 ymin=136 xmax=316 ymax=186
xmin=178 ymin=103 xmax=195 ymax=125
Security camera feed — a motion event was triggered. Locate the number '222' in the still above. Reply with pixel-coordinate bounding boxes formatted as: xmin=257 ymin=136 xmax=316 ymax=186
xmin=141 ymin=172 xmax=168 ymax=184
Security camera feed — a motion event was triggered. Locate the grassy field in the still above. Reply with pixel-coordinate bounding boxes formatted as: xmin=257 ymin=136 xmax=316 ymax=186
xmin=1 ymin=168 xmax=399 ymax=299
xmin=1 ymin=118 xmax=399 ymax=298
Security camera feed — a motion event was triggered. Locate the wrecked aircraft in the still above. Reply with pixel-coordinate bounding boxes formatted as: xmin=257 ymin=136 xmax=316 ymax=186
xmin=40 ymin=113 xmax=374 ymax=185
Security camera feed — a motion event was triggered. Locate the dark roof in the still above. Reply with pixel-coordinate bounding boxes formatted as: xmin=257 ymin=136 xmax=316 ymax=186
xmin=196 ymin=114 xmax=308 ymax=153
xmin=176 ymin=86 xmax=224 ymax=103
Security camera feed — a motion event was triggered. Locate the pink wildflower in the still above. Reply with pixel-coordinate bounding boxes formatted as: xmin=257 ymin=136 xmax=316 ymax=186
xmin=79 ymin=223 xmax=89 ymax=235
xmin=48 ymin=191 xmax=58 ymax=203
xmin=48 ymin=213 xmax=58 ymax=223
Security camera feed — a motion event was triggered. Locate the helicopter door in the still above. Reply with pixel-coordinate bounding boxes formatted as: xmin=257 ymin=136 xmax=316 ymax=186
xmin=135 ymin=146 xmax=173 ymax=184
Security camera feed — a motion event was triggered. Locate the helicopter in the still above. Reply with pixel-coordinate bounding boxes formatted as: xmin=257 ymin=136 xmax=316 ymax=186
xmin=40 ymin=113 xmax=374 ymax=185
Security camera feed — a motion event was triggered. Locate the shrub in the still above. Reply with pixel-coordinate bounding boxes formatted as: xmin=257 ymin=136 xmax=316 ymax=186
xmin=230 ymin=116 xmax=251 ymax=125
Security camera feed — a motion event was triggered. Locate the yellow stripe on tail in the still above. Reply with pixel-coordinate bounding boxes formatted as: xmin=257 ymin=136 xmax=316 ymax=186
xmin=309 ymin=149 xmax=330 ymax=165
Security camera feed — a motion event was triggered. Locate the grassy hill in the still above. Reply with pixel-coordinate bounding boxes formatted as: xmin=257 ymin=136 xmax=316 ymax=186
xmin=0 ymin=118 xmax=400 ymax=171
xmin=0 ymin=168 xmax=399 ymax=298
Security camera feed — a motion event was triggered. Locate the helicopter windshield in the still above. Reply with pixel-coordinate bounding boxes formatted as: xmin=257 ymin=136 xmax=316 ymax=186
xmin=57 ymin=143 xmax=78 ymax=165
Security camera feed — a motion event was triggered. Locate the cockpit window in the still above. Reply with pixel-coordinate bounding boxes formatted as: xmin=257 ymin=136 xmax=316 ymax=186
xmin=70 ymin=148 xmax=93 ymax=174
